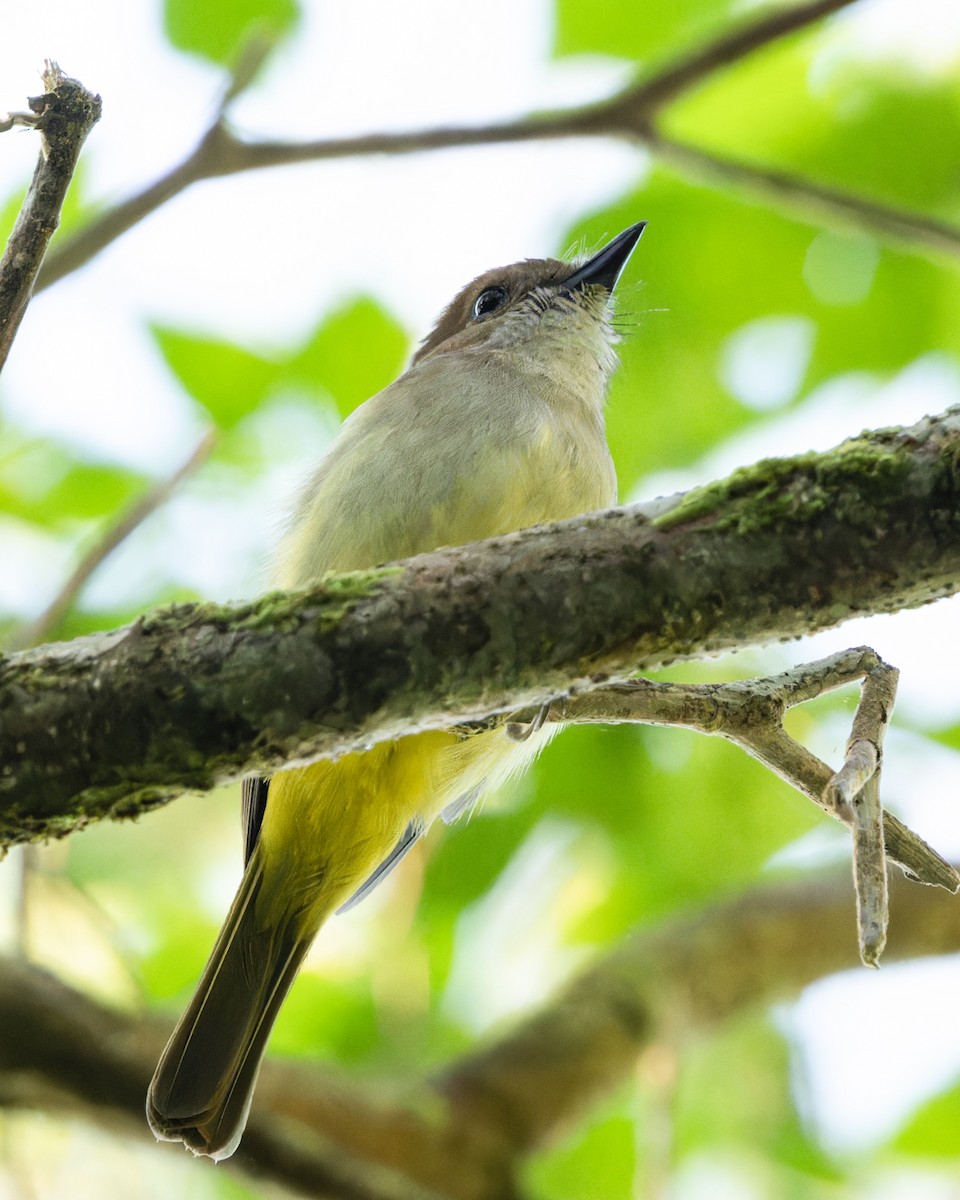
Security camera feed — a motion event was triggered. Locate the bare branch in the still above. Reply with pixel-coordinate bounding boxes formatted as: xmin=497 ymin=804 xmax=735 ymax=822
xmin=438 ymin=865 xmax=960 ymax=1160
xmin=541 ymin=649 xmax=948 ymax=956
xmin=545 ymin=655 xmax=949 ymax=894
xmin=0 ymin=956 xmax=447 ymax=1200
xmin=33 ymin=113 xmax=589 ymax=290
xmin=821 ymin=658 xmax=898 ymax=963
xmin=0 ymin=63 xmax=101 ymax=368
xmin=34 ymin=0 xmax=960 ymax=291
xmin=7 ymin=430 xmax=217 ymax=652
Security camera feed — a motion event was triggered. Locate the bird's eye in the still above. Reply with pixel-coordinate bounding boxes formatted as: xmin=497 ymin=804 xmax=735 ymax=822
xmin=472 ymin=286 xmax=509 ymax=320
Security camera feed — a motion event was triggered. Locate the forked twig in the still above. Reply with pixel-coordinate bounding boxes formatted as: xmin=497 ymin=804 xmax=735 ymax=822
xmin=534 ymin=648 xmax=957 ymax=966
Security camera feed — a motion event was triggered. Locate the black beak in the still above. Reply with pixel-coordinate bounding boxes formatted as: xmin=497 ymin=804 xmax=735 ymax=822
xmin=562 ymin=221 xmax=646 ymax=293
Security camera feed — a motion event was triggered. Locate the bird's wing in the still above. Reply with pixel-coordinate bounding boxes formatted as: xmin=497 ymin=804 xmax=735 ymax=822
xmin=335 ymin=818 xmax=425 ymax=914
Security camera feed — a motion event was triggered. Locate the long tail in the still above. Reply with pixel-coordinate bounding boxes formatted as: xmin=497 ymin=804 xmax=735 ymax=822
xmin=146 ymin=854 xmax=318 ymax=1160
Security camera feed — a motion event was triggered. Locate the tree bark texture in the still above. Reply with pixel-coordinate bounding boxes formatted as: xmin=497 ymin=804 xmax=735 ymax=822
xmin=1 ymin=408 xmax=958 ymax=844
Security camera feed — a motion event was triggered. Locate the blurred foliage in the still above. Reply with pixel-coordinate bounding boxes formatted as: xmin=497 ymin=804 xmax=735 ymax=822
xmin=0 ymin=434 xmax=146 ymax=526
xmin=2 ymin=0 xmax=960 ymax=1198
xmin=164 ymin=0 xmax=301 ymax=67
xmin=525 ymin=1095 xmax=638 ymax=1199
xmin=152 ymin=298 xmax=409 ymax=432
xmin=554 ymin=0 xmax=738 ymax=65
xmin=894 ymin=1079 xmax=960 ymax=1157
xmin=152 ymin=327 xmax=280 ymax=430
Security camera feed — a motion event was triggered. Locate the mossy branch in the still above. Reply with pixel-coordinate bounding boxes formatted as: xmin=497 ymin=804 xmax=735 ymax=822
xmin=1 ymin=408 xmax=959 ymax=847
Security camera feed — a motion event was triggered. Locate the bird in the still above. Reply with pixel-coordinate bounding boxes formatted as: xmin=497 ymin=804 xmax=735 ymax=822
xmin=146 ymin=220 xmax=646 ymax=1160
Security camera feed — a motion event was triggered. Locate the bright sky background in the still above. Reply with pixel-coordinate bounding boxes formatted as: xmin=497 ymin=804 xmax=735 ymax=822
xmin=2 ymin=0 xmax=960 ymax=1168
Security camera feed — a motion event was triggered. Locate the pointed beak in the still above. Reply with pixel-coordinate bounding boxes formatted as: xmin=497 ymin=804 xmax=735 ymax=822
xmin=562 ymin=221 xmax=646 ymax=293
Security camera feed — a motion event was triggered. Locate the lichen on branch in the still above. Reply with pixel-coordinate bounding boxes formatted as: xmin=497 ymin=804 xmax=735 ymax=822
xmin=1 ymin=409 xmax=959 ymax=847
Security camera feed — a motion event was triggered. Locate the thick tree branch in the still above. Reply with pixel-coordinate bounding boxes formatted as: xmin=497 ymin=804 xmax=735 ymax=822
xmin=0 ymin=866 xmax=957 ymax=1199
xmin=0 ymin=62 xmax=100 ymax=368
xmin=35 ymin=0 xmax=958 ymax=291
xmin=1 ymin=409 xmax=959 ymax=846
xmin=0 ymin=960 xmax=445 ymax=1200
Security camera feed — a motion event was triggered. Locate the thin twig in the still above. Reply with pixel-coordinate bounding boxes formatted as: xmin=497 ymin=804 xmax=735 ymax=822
xmin=7 ymin=430 xmax=216 ymax=651
xmin=0 ymin=62 xmax=101 ymax=370
xmin=546 ymin=651 xmax=957 ymax=895
xmin=852 ymin=769 xmax=887 ymax=965
xmin=537 ymin=648 xmax=958 ymax=963
xmin=33 ymin=114 xmax=587 ymax=290
xmin=821 ymin=657 xmax=897 ymax=964
xmin=35 ymin=0 xmax=960 ymax=291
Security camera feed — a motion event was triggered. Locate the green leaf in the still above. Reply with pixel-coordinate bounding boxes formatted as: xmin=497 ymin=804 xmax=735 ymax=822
xmin=668 ymin=49 xmax=960 ymax=216
xmin=920 ymin=721 xmax=960 ymax=754
xmin=290 ymin=298 xmax=410 ymax=419
xmin=525 ymin=1099 xmax=636 ymax=1200
xmin=530 ymin=721 xmax=817 ymax=935
xmin=894 ymin=1080 xmax=960 ymax=1157
xmin=152 ymin=300 xmax=408 ymax=435
xmin=575 ymin=165 xmax=960 ymax=497
xmin=0 ymin=437 xmax=146 ymax=528
xmin=152 ymin=326 xmax=279 ymax=429
xmin=553 ymin=0 xmax=736 ymax=64
xmin=42 ymin=462 xmax=146 ymax=521
xmin=164 ymin=0 xmax=300 ymax=67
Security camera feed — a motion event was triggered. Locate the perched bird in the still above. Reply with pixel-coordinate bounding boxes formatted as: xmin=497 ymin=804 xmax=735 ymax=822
xmin=147 ymin=221 xmax=646 ymax=1159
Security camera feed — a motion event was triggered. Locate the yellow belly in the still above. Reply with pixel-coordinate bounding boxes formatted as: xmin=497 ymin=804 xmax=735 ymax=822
xmin=260 ymin=718 xmax=555 ymax=922
xmin=264 ymin=383 xmax=615 ymax=922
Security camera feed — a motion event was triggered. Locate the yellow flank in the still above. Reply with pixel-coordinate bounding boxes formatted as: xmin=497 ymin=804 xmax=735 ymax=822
xmin=259 ymin=737 xmax=455 ymax=915
xmin=259 ymin=723 xmax=551 ymax=923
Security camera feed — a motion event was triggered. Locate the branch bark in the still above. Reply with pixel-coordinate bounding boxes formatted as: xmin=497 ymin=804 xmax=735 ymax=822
xmin=0 ymin=62 xmax=101 ymax=369
xmin=1 ymin=408 xmax=959 ymax=845
xmin=540 ymin=651 xmax=957 ymax=920
xmin=1 ymin=865 xmax=957 ymax=1199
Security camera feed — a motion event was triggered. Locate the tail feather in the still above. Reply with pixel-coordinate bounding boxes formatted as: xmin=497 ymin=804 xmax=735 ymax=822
xmin=147 ymin=856 xmax=316 ymax=1160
